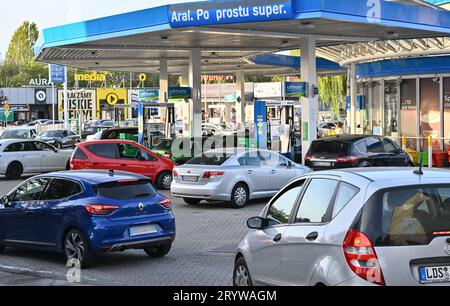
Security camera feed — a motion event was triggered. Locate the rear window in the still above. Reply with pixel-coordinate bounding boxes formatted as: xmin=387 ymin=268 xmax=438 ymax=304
xmin=96 ymin=180 xmax=156 ymax=200
xmin=186 ymin=153 xmax=231 ymax=166
xmin=310 ymin=141 xmax=351 ymax=156
xmin=73 ymin=148 xmax=88 ymax=160
xmin=86 ymin=144 xmax=117 ymax=159
xmin=357 ymin=185 xmax=450 ymax=247
xmin=154 ymin=140 xmax=173 ymax=150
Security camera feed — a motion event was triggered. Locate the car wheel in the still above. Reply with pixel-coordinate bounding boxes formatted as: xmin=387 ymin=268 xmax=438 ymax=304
xmin=5 ymin=162 xmax=23 ymax=180
xmin=184 ymin=198 xmax=201 ymax=205
xmin=64 ymin=229 xmax=95 ymax=269
xmin=230 ymin=183 xmax=249 ymax=209
xmin=233 ymin=257 xmax=253 ymax=286
xmin=156 ymin=172 xmax=173 ymax=190
xmin=144 ymin=242 xmax=172 ymax=258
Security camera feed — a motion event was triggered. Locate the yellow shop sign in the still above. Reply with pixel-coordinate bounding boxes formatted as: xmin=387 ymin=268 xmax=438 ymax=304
xmin=76 ymin=72 xmax=107 ymax=82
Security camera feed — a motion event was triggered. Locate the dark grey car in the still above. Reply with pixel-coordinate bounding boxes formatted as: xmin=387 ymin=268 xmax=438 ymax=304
xmin=39 ymin=129 xmax=81 ymax=149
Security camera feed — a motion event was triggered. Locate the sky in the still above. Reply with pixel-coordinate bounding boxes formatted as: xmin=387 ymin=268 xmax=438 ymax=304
xmin=0 ymin=0 xmax=200 ymax=58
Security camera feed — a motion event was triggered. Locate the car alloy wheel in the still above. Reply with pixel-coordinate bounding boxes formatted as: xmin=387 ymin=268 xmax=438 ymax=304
xmin=65 ymin=232 xmax=85 ymax=262
xmin=235 ymin=265 xmax=251 ymax=286
xmin=161 ymin=174 xmax=173 ymax=190
xmin=234 ymin=187 xmax=247 ymax=207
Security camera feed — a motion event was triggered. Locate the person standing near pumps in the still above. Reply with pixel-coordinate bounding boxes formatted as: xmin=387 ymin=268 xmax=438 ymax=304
xmin=335 ymin=122 xmax=345 ymax=135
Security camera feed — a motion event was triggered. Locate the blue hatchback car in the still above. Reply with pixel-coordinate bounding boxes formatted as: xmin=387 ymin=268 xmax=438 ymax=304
xmin=0 ymin=170 xmax=176 ymax=268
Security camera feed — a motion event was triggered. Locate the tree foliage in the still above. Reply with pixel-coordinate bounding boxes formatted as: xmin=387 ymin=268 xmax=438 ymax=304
xmin=318 ymin=75 xmax=347 ymax=118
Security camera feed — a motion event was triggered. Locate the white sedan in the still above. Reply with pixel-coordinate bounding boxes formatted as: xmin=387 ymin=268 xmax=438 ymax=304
xmin=0 ymin=140 xmax=73 ymax=179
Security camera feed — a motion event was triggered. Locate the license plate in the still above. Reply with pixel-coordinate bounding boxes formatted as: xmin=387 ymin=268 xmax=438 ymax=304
xmin=182 ymin=176 xmax=198 ymax=182
xmin=314 ymin=162 xmax=332 ymax=167
xmin=129 ymin=224 xmax=158 ymax=237
xmin=419 ymin=266 xmax=450 ymax=283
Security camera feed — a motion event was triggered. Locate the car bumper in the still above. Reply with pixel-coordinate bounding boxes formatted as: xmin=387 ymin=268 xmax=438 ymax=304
xmin=171 ymin=181 xmax=231 ymax=201
xmin=87 ymin=211 xmax=176 ymax=253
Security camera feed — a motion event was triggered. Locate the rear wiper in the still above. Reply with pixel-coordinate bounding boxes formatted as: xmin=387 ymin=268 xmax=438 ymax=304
xmin=134 ymin=193 xmax=152 ymax=198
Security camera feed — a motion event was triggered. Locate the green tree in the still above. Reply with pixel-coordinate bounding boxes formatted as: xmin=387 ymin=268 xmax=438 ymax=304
xmin=1 ymin=21 xmax=47 ymax=87
xmin=318 ymin=75 xmax=347 ymax=119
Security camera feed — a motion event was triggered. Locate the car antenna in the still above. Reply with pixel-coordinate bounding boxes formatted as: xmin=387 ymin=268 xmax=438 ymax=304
xmin=108 ymin=170 xmax=114 ymax=177
xmin=414 ymin=144 xmax=424 ymax=176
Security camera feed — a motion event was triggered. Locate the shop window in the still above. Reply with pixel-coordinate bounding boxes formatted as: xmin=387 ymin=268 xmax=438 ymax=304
xmin=384 ymin=81 xmax=399 ymax=138
xmin=444 ymin=78 xmax=450 ymax=150
xmin=400 ymin=79 xmax=417 ymax=151
xmin=420 ymin=78 xmax=440 ymax=150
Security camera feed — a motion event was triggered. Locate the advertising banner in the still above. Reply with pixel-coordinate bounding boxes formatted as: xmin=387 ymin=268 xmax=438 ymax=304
xmin=49 ymin=65 xmax=66 ymax=84
xmin=254 ymin=101 xmax=268 ymax=149
xmin=254 ymin=82 xmax=282 ymax=99
xmin=97 ymin=88 xmax=127 ymax=109
xmin=58 ymin=89 xmax=96 ymax=120
xmin=170 ymin=0 xmax=294 ymax=28
xmin=139 ymin=89 xmax=160 ymax=102
xmin=284 ymin=82 xmax=308 ymax=99
xmin=169 ymin=87 xmax=192 ymax=102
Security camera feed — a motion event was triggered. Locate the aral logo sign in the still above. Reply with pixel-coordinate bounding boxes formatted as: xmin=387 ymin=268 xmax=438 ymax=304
xmin=170 ymin=0 xmax=294 ymax=28
xmin=367 ymin=0 xmax=381 ymax=23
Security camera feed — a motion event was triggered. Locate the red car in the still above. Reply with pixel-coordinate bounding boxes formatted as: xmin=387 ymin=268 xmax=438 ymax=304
xmin=70 ymin=140 xmax=176 ymax=190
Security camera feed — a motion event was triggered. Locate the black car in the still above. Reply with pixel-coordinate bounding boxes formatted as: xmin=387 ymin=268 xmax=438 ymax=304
xmin=39 ymin=129 xmax=81 ymax=149
xmin=305 ymin=135 xmax=413 ymax=171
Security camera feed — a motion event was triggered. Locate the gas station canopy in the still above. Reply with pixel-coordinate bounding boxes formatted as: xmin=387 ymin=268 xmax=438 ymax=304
xmin=35 ymin=0 xmax=450 ymax=73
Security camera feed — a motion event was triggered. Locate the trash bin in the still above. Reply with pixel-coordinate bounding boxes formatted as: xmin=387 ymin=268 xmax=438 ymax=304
xmin=433 ymin=151 xmax=448 ymax=168
xmin=406 ymin=148 xmax=418 ymax=166
xmin=417 ymin=151 xmax=429 ymax=167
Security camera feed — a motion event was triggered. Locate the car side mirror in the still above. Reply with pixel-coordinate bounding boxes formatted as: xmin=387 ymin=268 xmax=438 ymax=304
xmin=247 ymin=217 xmax=266 ymax=230
xmin=0 ymin=195 xmax=10 ymax=207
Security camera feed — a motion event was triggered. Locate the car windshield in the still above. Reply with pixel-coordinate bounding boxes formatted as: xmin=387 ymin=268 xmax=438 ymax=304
xmin=186 ymin=153 xmax=231 ymax=166
xmin=360 ymin=185 xmax=450 ymax=246
xmin=154 ymin=140 xmax=173 ymax=150
xmin=310 ymin=141 xmax=351 ymax=156
xmin=0 ymin=130 xmax=29 ymax=139
xmin=41 ymin=130 xmax=63 ymax=137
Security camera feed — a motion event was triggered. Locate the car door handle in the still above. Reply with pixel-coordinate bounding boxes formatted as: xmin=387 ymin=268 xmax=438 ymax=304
xmin=306 ymin=232 xmax=319 ymax=242
xmin=271 ymin=170 xmax=277 ymax=174
xmin=247 ymin=170 xmax=253 ymax=175
xmin=273 ymin=233 xmax=282 ymax=242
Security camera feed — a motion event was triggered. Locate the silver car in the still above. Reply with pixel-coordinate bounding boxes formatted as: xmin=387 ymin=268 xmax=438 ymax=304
xmin=0 ymin=140 xmax=72 ymax=179
xmin=171 ymin=148 xmax=311 ymax=208
xmin=234 ymin=168 xmax=450 ymax=286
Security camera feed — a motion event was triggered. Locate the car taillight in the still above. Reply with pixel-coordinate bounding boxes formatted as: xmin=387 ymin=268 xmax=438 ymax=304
xmin=173 ymin=170 xmax=179 ymax=178
xmin=203 ymin=171 xmax=225 ymax=179
xmin=336 ymin=155 xmax=360 ymax=163
xmin=164 ymin=153 xmax=172 ymax=159
xmin=85 ymin=205 xmax=120 ymax=216
xmin=305 ymin=154 xmax=312 ymax=161
xmin=159 ymin=199 xmax=171 ymax=209
xmin=343 ymin=229 xmax=385 ymax=286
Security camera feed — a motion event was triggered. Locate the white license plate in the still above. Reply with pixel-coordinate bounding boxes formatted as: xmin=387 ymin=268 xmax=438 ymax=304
xmin=314 ymin=162 xmax=332 ymax=167
xmin=182 ymin=176 xmax=199 ymax=182
xmin=129 ymin=224 xmax=158 ymax=237
xmin=419 ymin=266 xmax=450 ymax=283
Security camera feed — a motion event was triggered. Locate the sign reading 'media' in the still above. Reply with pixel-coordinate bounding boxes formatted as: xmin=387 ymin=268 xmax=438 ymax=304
xmin=169 ymin=0 xmax=294 ymax=28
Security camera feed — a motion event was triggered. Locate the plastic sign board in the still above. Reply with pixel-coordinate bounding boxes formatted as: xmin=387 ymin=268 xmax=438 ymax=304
xmin=0 ymin=109 xmax=13 ymax=122
xmin=139 ymin=89 xmax=160 ymax=102
xmin=76 ymin=72 xmax=107 ymax=82
xmin=169 ymin=0 xmax=294 ymax=28
xmin=49 ymin=65 xmax=66 ymax=84
xmin=254 ymin=82 xmax=282 ymax=99
xmin=284 ymin=82 xmax=308 ymax=99
xmin=97 ymin=89 xmax=127 ymax=107
xmin=58 ymin=89 xmax=97 ymax=121
xmin=169 ymin=87 xmax=192 ymax=102
xmin=254 ymin=101 xmax=268 ymax=150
